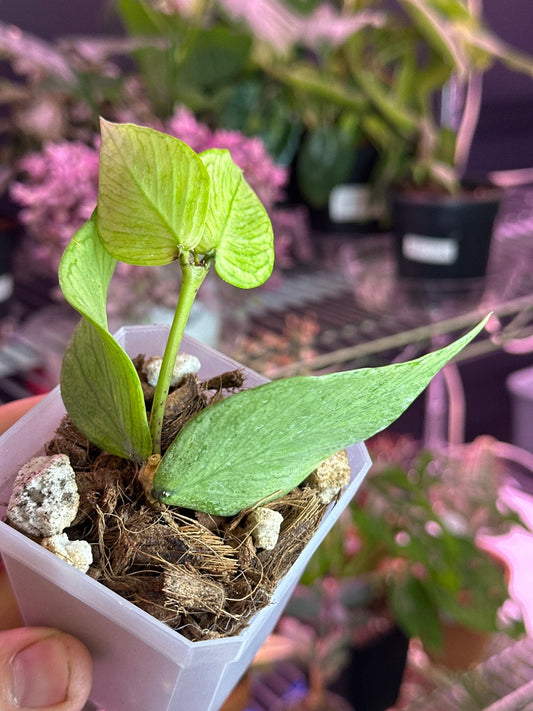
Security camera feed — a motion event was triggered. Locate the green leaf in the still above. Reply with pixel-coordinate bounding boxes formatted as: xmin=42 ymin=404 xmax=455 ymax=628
xmin=389 ymin=576 xmax=443 ymax=651
xmin=116 ymin=0 xmax=166 ymax=36
xmin=221 ymin=80 xmax=303 ymax=165
xmin=97 ymin=120 xmax=210 ymax=265
xmin=397 ymin=0 xmax=469 ymax=80
xmin=59 ymin=214 xmax=151 ymax=462
xmin=61 ymin=319 xmax=152 ymax=461
xmin=58 ymin=212 xmax=116 ymax=329
xmin=296 ymin=125 xmax=359 ymax=208
xmin=154 ymin=318 xmax=487 ymax=515
xmin=178 ymin=27 xmax=252 ymax=91
xmin=197 ymin=149 xmax=274 ymax=288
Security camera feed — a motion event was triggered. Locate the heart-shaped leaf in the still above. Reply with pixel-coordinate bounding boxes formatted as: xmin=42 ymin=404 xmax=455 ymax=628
xmin=59 ymin=215 xmax=151 ymax=461
xmin=197 ymin=148 xmax=274 ymax=288
xmin=97 ymin=120 xmax=210 ymax=265
xmin=154 ymin=318 xmax=487 ymax=515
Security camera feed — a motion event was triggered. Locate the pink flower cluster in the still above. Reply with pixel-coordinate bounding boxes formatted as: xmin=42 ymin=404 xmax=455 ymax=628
xmin=10 ymin=140 xmax=100 ymax=274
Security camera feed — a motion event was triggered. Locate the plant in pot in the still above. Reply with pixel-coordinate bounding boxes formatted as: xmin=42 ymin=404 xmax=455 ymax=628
xmin=261 ymin=0 xmax=533 ymax=273
xmin=361 ymin=0 xmax=533 ymax=284
xmin=0 ymin=119 xmax=486 ymax=711
xmin=345 ymin=434 xmax=526 ymax=669
xmin=374 ymin=1 xmax=533 ymax=287
xmin=279 ymin=431 xmax=529 ymax=710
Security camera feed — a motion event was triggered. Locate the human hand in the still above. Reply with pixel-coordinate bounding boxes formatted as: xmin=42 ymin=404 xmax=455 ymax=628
xmin=0 ymin=396 xmax=93 ymax=710
xmin=0 ymin=624 xmax=93 ymax=710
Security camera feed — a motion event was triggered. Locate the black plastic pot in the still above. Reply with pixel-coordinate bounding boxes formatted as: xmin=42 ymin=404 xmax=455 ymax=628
xmin=391 ymin=186 xmax=503 ymax=280
xmin=329 ymin=626 xmax=410 ymax=711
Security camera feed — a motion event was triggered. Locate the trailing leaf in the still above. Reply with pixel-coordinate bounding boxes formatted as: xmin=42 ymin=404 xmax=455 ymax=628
xmin=153 ymin=318 xmax=487 ymax=515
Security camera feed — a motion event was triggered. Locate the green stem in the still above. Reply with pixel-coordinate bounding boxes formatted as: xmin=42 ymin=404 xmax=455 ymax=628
xmin=150 ymin=253 xmax=209 ymax=454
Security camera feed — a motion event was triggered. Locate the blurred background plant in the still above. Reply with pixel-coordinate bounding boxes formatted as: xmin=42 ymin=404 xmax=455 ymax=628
xmin=0 ymin=11 xmax=313 ymax=334
xmin=307 ymin=432 xmax=526 ymax=650
xmin=3 ymin=0 xmax=532 ymax=346
xmin=276 ymin=430 xmax=530 ymax=708
xmin=5 ymin=1 xmax=532 ymax=289
xmin=115 ymin=0 xmax=533 ymax=221
xmin=253 ymin=0 xmax=533 ymax=203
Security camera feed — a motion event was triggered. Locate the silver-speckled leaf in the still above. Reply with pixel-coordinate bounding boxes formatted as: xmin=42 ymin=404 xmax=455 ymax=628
xmin=154 ymin=318 xmax=487 ymax=515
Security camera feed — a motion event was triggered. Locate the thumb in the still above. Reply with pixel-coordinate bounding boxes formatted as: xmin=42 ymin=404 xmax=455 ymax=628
xmin=0 ymin=627 xmax=92 ymax=710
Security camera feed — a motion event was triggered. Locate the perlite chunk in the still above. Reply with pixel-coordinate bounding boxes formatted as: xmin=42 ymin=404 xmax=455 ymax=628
xmin=143 ymin=353 xmax=201 ymax=387
xmin=7 ymin=454 xmax=79 ymax=537
xmin=247 ymin=507 xmax=284 ymax=550
xmin=306 ymin=450 xmax=351 ymax=504
xmin=41 ymin=533 xmax=93 ymax=573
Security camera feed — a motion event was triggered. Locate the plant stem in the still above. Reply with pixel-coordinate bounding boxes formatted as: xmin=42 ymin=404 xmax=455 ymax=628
xmin=150 ymin=253 xmax=209 ymax=454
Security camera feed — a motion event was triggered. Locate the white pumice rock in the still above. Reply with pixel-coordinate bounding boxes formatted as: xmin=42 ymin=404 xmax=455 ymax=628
xmin=41 ymin=533 xmax=93 ymax=573
xmin=247 ymin=507 xmax=284 ymax=551
xmin=7 ymin=454 xmax=79 ymax=537
xmin=306 ymin=450 xmax=351 ymax=504
xmin=143 ymin=353 xmax=201 ymax=387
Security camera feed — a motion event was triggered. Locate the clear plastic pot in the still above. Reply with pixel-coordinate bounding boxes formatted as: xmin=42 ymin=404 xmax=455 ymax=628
xmin=0 ymin=325 xmax=370 ymax=711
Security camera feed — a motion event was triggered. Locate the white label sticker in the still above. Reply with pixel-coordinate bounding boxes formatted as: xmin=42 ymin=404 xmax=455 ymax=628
xmin=329 ymin=184 xmax=381 ymax=223
xmin=402 ymin=233 xmax=458 ymax=265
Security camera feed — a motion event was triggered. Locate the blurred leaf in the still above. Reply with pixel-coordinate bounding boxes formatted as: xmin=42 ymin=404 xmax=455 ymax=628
xmin=397 ymin=0 xmax=469 ymax=80
xmin=178 ymin=27 xmax=252 ymax=90
xmin=283 ymin=0 xmax=323 ymax=13
xmin=296 ymin=125 xmax=359 ymax=207
xmin=390 ymin=576 xmax=443 ymax=651
xmin=116 ymin=0 xmax=168 ymax=35
xmin=221 ymin=79 xmax=303 ymax=164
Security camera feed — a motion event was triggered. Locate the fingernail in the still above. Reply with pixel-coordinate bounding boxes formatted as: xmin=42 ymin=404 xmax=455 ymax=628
xmin=11 ymin=635 xmax=70 ymax=708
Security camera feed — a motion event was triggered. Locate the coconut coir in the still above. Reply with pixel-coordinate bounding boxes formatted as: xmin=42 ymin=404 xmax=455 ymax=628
xmin=45 ymin=360 xmax=329 ymax=642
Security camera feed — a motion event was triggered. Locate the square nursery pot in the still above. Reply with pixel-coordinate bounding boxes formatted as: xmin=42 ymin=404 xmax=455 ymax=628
xmin=391 ymin=186 xmax=502 ymax=281
xmin=0 ymin=325 xmax=371 ymax=711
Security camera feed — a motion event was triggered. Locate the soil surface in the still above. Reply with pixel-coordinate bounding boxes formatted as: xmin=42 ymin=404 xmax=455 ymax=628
xmin=44 ymin=359 xmax=330 ymax=641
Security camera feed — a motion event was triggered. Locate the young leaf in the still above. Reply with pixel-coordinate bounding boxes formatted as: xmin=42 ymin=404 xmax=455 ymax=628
xmin=58 ymin=212 xmax=115 ymax=330
xmin=59 ymin=215 xmax=151 ymax=462
xmin=61 ymin=319 xmax=152 ymax=461
xmin=97 ymin=120 xmax=211 ymax=265
xmin=154 ymin=318 xmax=487 ymax=515
xmin=389 ymin=576 xmax=443 ymax=652
xmin=197 ymin=149 xmax=274 ymax=288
